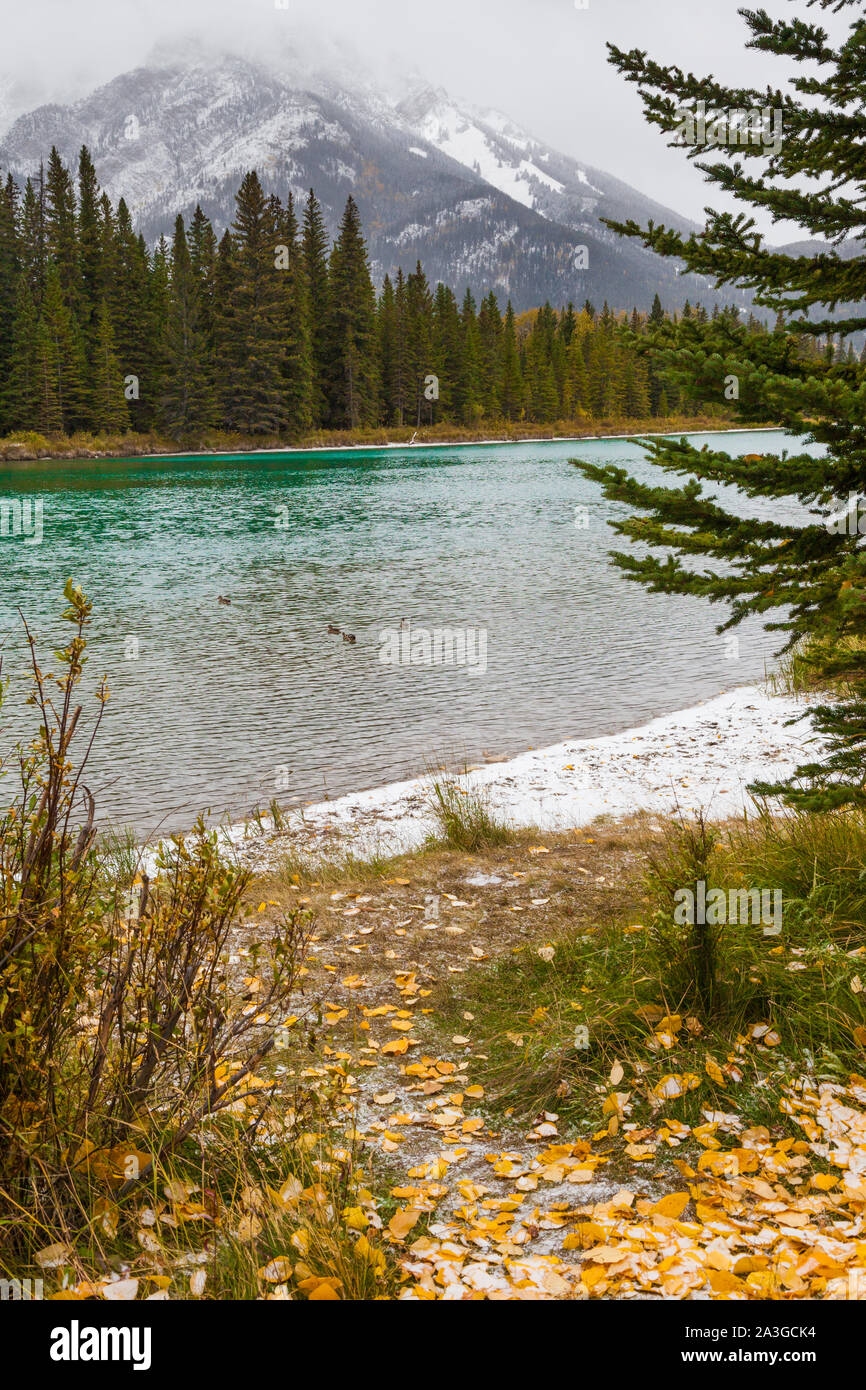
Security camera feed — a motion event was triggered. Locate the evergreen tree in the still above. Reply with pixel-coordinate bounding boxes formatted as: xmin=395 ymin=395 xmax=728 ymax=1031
xmin=76 ymin=147 xmax=101 ymax=355
xmin=111 ymin=201 xmax=152 ymax=429
xmin=279 ymin=193 xmax=313 ymax=434
xmin=159 ymin=215 xmax=215 ymax=434
xmin=222 ymin=173 xmax=288 ymax=433
xmin=302 ymin=189 xmax=331 ymax=427
xmin=44 ymin=148 xmax=78 ymax=314
xmin=559 ymin=301 xmax=577 ymax=348
xmin=459 ymin=289 xmax=483 ymax=424
xmin=405 ymin=261 xmax=433 ymax=427
xmin=20 ymin=178 xmax=45 ymax=302
xmin=212 ymin=229 xmax=236 ymax=429
xmin=378 ymin=273 xmax=398 ymax=424
xmin=32 ymin=313 xmax=62 ymax=434
xmin=146 ymin=235 xmax=171 ymax=426
xmin=477 ymin=292 xmax=502 ymax=417
xmin=40 ymin=263 xmax=87 ymax=431
xmin=500 ymin=302 xmax=523 ymax=420
xmin=432 ymin=282 xmax=463 ymax=423
xmin=0 ymin=148 xmax=721 ymax=446
xmin=3 ymin=276 xmax=39 ymax=429
xmin=382 ymin=267 xmax=413 ymax=425
xmin=324 ymin=196 xmax=378 ymax=428
xmin=91 ymin=297 xmax=129 ymax=432
xmin=0 ymin=175 xmax=21 ymax=430
xmin=575 ymin=0 xmax=866 ymax=810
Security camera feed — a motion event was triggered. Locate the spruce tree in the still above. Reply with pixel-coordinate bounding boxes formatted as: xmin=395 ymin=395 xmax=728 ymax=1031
xmin=432 ymin=282 xmax=463 ymax=422
xmin=279 ymin=193 xmax=313 ymax=435
xmin=574 ymin=0 xmax=866 ymax=810
xmin=559 ymin=301 xmax=577 ymax=348
xmin=91 ymin=297 xmax=129 ymax=432
xmin=40 ymin=264 xmax=87 ymax=432
xmin=20 ymin=179 xmax=45 ymax=303
xmin=159 ymin=215 xmax=215 ymax=435
xmin=111 ymin=201 xmax=152 ymax=430
xmin=32 ymin=313 xmax=62 ymax=434
xmin=302 ymin=190 xmax=331 ymax=427
xmin=387 ymin=268 xmax=412 ymax=425
xmin=477 ymin=292 xmax=503 ymax=417
xmin=459 ymin=289 xmax=483 ymax=425
xmin=0 ymin=175 xmax=21 ymax=431
xmin=222 ymin=174 xmax=288 ymax=434
xmin=405 ymin=261 xmax=433 ymax=427
xmin=76 ymin=147 xmax=101 ymax=358
xmin=146 ymin=236 xmax=171 ymax=427
xmin=3 ymin=276 xmax=39 ymax=430
xmin=44 ymin=148 xmax=78 ymax=315
xmin=500 ymin=302 xmax=524 ymax=420
xmin=324 ymin=196 xmax=378 ymax=429
xmin=212 ymin=229 xmax=237 ymax=430
xmin=378 ymin=273 xmax=398 ymax=424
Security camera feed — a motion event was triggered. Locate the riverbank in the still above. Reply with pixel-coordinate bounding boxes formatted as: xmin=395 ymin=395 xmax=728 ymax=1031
xmin=0 ymin=413 xmax=762 ymax=462
xmin=213 ymin=681 xmax=822 ymax=876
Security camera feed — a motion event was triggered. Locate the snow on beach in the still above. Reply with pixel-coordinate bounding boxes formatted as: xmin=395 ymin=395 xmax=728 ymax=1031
xmin=208 ymin=683 xmax=823 ymax=874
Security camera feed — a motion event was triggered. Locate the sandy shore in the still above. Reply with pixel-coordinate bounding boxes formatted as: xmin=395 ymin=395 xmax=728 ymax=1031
xmin=210 ymin=682 xmax=822 ymax=874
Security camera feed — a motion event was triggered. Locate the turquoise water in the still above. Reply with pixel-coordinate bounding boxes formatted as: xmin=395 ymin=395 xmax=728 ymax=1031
xmin=0 ymin=430 xmax=809 ymax=835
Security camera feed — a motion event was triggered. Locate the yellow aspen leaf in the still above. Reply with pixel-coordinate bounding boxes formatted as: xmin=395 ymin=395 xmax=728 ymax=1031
xmin=277 ymin=1175 xmax=303 ymax=1206
xmin=707 ymin=1269 xmax=746 ymax=1295
xmin=35 ymin=1243 xmax=74 ymax=1270
xmin=102 ymin=1278 xmax=139 ymax=1301
xmin=343 ymin=1206 xmax=368 ymax=1231
xmin=388 ymin=1208 xmax=422 ymax=1240
xmin=290 ymin=1228 xmax=310 ymax=1256
xmin=705 ymin=1056 xmax=726 ymax=1086
xmin=651 ymin=1192 xmax=691 ymax=1220
xmin=354 ymin=1235 xmax=386 ymax=1271
xmin=237 ymin=1213 xmax=262 ymax=1242
xmin=307 ymin=1281 xmax=341 ymax=1301
xmin=259 ymin=1257 xmax=294 ymax=1283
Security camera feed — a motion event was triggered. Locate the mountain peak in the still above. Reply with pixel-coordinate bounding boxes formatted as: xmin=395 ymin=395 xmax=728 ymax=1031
xmin=0 ymin=54 xmax=714 ymax=314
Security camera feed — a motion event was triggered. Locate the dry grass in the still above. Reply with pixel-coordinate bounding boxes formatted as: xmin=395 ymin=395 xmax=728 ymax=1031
xmin=0 ymin=414 xmax=750 ymax=462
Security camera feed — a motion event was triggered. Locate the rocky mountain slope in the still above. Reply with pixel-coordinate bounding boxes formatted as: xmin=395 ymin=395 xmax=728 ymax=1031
xmin=0 ymin=55 xmax=733 ymax=313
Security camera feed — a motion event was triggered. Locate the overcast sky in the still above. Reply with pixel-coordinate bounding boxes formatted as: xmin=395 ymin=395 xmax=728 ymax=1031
xmin=0 ymin=0 xmax=843 ymax=232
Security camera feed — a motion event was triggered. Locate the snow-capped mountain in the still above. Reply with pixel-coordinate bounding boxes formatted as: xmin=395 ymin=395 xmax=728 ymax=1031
xmin=0 ymin=55 xmax=722 ymax=313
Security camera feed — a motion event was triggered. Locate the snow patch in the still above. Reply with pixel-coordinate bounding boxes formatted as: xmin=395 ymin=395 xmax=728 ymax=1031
xmin=200 ymin=683 xmax=826 ymax=874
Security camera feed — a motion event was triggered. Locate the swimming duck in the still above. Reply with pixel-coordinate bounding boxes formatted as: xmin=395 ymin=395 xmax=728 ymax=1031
xmin=327 ymin=623 xmax=341 ymax=634
xmin=342 ymin=631 xmax=356 ymax=644
xmin=217 ymin=595 xmax=232 ymax=605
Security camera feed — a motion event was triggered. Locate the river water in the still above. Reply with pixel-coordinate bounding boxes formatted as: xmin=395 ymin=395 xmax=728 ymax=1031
xmin=0 ymin=429 xmax=814 ymax=835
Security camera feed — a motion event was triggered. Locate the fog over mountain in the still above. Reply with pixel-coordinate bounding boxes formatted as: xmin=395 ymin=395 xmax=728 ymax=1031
xmin=0 ymin=3 xmax=854 ymax=315
xmin=0 ymin=52 xmax=732 ymax=314
xmin=0 ymin=0 xmax=837 ymax=236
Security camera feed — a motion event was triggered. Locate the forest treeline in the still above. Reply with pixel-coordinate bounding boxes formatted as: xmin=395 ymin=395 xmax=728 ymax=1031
xmin=0 ymin=146 xmax=835 ymax=440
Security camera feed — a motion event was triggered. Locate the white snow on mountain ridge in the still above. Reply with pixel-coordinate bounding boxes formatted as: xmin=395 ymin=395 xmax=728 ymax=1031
xmin=392 ymin=197 xmax=497 ymax=246
xmin=0 ymin=55 xmax=725 ymax=313
xmin=400 ymin=89 xmax=603 ymax=220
